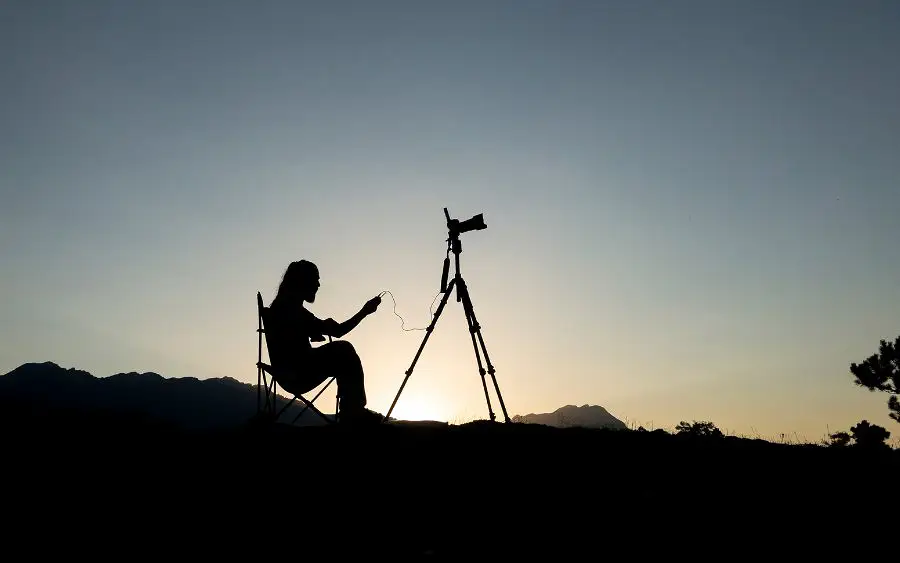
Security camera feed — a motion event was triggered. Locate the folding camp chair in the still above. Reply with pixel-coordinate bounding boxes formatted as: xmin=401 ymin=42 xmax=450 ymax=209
xmin=256 ymin=291 xmax=339 ymax=425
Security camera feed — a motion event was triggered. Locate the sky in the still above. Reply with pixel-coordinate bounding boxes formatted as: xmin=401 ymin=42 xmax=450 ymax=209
xmin=2 ymin=0 xmax=898 ymax=440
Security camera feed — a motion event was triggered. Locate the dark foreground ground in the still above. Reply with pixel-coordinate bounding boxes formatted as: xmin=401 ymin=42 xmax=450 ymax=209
xmin=3 ymin=406 xmax=897 ymax=559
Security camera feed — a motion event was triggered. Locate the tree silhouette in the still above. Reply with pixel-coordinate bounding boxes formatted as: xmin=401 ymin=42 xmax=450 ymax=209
xmin=849 ymin=335 xmax=900 ymax=424
xmin=850 ymin=420 xmax=891 ymax=450
xmin=675 ymin=420 xmax=723 ymax=438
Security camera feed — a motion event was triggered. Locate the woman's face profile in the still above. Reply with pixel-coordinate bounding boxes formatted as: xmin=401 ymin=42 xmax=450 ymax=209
xmin=300 ymin=268 xmax=320 ymax=303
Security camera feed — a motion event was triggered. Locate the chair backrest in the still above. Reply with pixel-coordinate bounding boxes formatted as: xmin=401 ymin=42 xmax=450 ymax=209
xmin=257 ymin=290 xmax=332 ymax=368
xmin=257 ymin=291 xmax=270 ymax=334
xmin=257 ymin=291 xmax=282 ymax=367
xmin=257 ymin=290 xmax=313 ymax=363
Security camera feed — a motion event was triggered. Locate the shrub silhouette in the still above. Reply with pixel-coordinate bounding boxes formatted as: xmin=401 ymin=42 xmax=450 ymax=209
xmin=828 ymin=420 xmax=891 ymax=450
xmin=849 ymin=335 xmax=900 ymax=424
xmin=850 ymin=420 xmax=891 ymax=450
xmin=675 ymin=420 xmax=723 ymax=438
xmin=827 ymin=431 xmax=852 ymax=448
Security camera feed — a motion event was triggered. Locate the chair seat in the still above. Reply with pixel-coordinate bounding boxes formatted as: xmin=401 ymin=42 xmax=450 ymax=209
xmin=257 ymin=362 xmax=325 ymax=397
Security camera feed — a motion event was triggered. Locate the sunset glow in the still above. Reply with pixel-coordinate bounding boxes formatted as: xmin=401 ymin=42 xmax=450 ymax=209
xmin=384 ymin=388 xmax=449 ymax=422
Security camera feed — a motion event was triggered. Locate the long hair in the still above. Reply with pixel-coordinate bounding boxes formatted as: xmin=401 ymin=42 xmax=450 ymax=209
xmin=273 ymin=260 xmax=317 ymax=305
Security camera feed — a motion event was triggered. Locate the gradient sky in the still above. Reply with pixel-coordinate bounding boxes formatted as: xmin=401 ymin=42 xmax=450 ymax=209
xmin=3 ymin=0 xmax=898 ymax=440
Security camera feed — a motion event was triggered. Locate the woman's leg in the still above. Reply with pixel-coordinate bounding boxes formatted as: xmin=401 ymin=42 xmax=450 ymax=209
xmin=309 ymin=340 xmax=367 ymax=413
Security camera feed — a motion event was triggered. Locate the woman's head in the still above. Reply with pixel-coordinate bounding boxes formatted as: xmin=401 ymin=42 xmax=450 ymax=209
xmin=275 ymin=259 xmax=320 ymax=303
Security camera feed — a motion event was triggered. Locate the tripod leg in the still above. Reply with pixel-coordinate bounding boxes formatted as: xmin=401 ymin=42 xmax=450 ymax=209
xmin=475 ymin=329 xmax=511 ymax=423
xmin=470 ymin=323 xmax=496 ymax=422
xmin=458 ymin=278 xmax=512 ymax=423
xmin=384 ymin=279 xmax=456 ymax=421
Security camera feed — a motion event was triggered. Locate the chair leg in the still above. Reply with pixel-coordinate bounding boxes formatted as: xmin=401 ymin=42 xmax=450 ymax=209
xmin=257 ymin=365 xmax=337 ymax=425
xmin=256 ymin=366 xmax=277 ymax=421
xmin=275 ymin=396 xmax=298 ymax=420
xmin=290 ymin=378 xmax=336 ymax=424
xmin=291 ymin=396 xmax=333 ymax=424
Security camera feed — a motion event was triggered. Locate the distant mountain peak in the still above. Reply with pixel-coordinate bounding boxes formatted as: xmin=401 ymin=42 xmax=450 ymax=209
xmin=513 ymin=404 xmax=626 ymax=430
xmin=7 ymin=361 xmax=94 ymax=381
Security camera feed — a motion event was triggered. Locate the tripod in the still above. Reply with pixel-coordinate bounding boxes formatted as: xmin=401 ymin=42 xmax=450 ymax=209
xmin=384 ymin=208 xmax=511 ymax=423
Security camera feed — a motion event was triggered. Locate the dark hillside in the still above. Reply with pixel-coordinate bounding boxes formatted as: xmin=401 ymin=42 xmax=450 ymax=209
xmin=2 ymin=362 xmax=895 ymax=558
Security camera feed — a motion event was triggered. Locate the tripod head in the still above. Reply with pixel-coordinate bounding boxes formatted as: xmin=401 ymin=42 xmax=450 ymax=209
xmin=444 ymin=207 xmax=487 ymax=239
xmin=440 ymin=207 xmax=487 ymax=294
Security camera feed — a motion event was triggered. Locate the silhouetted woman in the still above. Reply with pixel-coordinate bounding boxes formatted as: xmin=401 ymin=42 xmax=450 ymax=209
xmin=266 ymin=259 xmax=385 ymax=424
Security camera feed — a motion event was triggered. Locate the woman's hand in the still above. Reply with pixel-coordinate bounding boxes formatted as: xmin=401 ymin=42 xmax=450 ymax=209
xmin=321 ymin=318 xmax=340 ymax=337
xmin=362 ymin=294 xmax=382 ymax=315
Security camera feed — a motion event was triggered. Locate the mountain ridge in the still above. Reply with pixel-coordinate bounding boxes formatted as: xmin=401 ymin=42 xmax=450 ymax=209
xmin=0 ymin=361 xmax=329 ymax=430
xmin=1 ymin=362 xmax=627 ymax=432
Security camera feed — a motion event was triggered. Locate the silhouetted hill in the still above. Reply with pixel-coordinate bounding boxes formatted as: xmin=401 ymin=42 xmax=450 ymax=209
xmin=512 ymin=403 xmax=627 ymax=430
xmin=5 ymin=413 xmax=897 ymax=559
xmin=0 ymin=361 xmax=331 ymax=431
xmin=2 ymin=363 xmax=897 ymax=559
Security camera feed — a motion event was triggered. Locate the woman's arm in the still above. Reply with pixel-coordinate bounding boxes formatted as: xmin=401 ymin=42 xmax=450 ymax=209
xmin=327 ymin=295 xmax=381 ymax=338
xmin=332 ymin=309 xmax=367 ymax=338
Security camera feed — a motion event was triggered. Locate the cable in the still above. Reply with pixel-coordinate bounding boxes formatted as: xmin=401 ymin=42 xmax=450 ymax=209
xmin=379 ymin=290 xmax=444 ymax=332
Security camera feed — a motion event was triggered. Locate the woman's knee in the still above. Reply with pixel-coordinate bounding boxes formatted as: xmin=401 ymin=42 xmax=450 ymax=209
xmin=330 ymin=340 xmax=357 ymax=355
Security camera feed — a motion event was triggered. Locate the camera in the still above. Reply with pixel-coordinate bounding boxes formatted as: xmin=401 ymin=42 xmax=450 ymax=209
xmin=444 ymin=207 xmax=487 ymax=237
